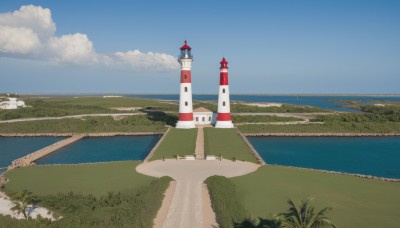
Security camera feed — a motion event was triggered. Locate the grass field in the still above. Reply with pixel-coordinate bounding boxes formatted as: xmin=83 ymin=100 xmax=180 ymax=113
xmin=0 ymin=115 xmax=168 ymax=133
xmin=204 ymin=128 xmax=258 ymax=163
xmin=149 ymin=128 xmax=197 ymax=160
xmin=0 ymin=96 xmax=178 ymax=120
xmin=231 ymin=115 xmax=301 ymax=123
xmin=238 ymin=122 xmax=400 ymax=134
xmin=3 ymin=161 xmax=156 ymax=197
xmin=231 ymin=165 xmax=400 ymax=228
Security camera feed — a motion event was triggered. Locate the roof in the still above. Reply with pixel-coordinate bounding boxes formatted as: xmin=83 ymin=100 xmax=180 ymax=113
xmin=193 ymin=107 xmax=213 ymax=113
xmin=220 ymin=57 xmax=228 ymax=69
xmin=180 ymin=40 xmax=191 ymax=50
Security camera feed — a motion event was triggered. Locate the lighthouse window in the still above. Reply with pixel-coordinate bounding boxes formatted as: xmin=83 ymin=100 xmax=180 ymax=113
xmin=222 ymin=89 xmax=225 ymax=93
xmin=185 ymin=101 xmax=188 ymax=106
xmin=223 ymin=101 xmax=226 ymax=106
xmin=184 ymin=87 xmax=188 ymax=92
xmin=184 ymin=75 xmax=187 ymax=79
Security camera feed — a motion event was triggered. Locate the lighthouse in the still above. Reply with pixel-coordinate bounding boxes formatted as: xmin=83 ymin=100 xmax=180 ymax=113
xmin=215 ymin=57 xmax=234 ymax=128
xmin=176 ymin=41 xmax=196 ymax=129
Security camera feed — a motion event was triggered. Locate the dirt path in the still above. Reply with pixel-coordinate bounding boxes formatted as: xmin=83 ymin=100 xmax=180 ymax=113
xmin=154 ymin=181 xmax=176 ymax=228
xmin=136 ymin=159 xmax=260 ymax=228
xmin=202 ymin=183 xmax=218 ymax=228
xmin=195 ymin=127 xmax=205 ymax=159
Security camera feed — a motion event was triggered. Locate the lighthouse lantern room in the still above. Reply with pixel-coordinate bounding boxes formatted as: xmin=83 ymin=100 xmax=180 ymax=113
xmin=176 ymin=41 xmax=196 ymax=128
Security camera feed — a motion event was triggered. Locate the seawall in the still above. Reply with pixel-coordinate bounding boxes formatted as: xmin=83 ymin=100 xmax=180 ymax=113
xmin=8 ymin=135 xmax=85 ymax=169
xmin=235 ymin=128 xmax=266 ymax=165
xmin=0 ymin=132 xmax=164 ymax=137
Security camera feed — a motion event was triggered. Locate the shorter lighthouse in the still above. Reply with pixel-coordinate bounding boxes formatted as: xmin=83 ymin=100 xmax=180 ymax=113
xmin=215 ymin=57 xmax=234 ymax=128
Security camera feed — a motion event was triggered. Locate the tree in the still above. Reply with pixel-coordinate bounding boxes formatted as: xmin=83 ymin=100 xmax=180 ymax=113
xmin=278 ymin=197 xmax=336 ymax=228
xmin=9 ymin=190 xmax=38 ymax=219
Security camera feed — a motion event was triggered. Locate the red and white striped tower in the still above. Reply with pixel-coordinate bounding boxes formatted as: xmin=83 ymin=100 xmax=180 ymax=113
xmin=215 ymin=57 xmax=234 ymax=128
xmin=176 ymin=40 xmax=195 ymax=128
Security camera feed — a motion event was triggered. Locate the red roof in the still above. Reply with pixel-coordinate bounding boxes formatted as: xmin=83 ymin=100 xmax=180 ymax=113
xmin=180 ymin=40 xmax=191 ymax=50
xmin=220 ymin=57 xmax=228 ymax=69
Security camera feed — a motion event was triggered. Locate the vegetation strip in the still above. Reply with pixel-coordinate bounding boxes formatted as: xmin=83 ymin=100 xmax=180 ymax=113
xmin=0 ymin=132 xmax=164 ymax=137
xmin=144 ymin=127 xmax=171 ymax=162
xmin=3 ymin=161 xmax=156 ymax=196
xmin=149 ymin=128 xmax=197 ymax=161
xmin=231 ymin=165 xmax=400 ymax=228
xmin=204 ymin=128 xmax=259 ymax=163
xmin=268 ymin=164 xmax=400 ymax=182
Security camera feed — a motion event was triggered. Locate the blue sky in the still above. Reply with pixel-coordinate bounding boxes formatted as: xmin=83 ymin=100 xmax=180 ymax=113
xmin=0 ymin=0 xmax=399 ymax=94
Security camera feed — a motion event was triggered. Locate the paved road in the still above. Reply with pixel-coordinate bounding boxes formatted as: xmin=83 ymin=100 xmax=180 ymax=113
xmin=136 ymin=159 xmax=260 ymax=228
xmin=0 ymin=113 xmax=145 ymax=123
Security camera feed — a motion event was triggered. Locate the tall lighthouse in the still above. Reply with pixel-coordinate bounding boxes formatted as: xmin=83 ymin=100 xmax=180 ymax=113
xmin=176 ymin=41 xmax=195 ymax=129
xmin=215 ymin=57 xmax=234 ymax=128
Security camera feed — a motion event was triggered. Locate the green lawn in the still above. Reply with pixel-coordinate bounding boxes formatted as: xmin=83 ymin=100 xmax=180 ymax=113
xmin=0 ymin=96 xmax=178 ymax=120
xmin=149 ymin=128 xmax=198 ymax=160
xmin=231 ymin=165 xmax=400 ymax=228
xmin=204 ymin=128 xmax=259 ymax=163
xmin=232 ymin=115 xmax=301 ymax=123
xmin=0 ymin=115 xmax=168 ymax=133
xmin=238 ymin=122 xmax=400 ymax=134
xmin=3 ymin=161 xmax=156 ymax=197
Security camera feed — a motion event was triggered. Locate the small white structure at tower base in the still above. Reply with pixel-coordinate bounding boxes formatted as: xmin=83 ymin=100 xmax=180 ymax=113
xmin=193 ymin=107 xmax=216 ymax=125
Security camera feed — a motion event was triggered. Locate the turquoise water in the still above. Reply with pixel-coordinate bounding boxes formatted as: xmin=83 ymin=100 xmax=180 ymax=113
xmin=36 ymin=136 xmax=159 ymax=165
xmin=0 ymin=137 xmax=64 ymax=173
xmin=248 ymin=137 xmax=400 ymax=179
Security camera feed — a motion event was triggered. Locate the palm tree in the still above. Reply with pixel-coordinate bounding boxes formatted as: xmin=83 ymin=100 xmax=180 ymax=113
xmin=9 ymin=190 xmax=38 ymax=219
xmin=278 ymin=197 xmax=336 ymax=228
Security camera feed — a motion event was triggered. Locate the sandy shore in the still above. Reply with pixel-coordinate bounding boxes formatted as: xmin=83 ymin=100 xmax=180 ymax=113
xmin=0 ymin=193 xmax=57 ymax=220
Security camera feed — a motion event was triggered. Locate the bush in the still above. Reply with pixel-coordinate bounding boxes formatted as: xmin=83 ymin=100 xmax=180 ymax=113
xmin=205 ymin=176 xmax=247 ymax=228
xmin=1 ymin=176 xmax=173 ymax=227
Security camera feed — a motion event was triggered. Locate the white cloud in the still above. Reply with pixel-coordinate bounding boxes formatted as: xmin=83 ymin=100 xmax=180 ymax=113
xmin=0 ymin=26 xmax=41 ymax=55
xmin=48 ymin=33 xmax=98 ymax=65
xmin=114 ymin=50 xmax=180 ymax=71
xmin=0 ymin=5 xmax=179 ymax=71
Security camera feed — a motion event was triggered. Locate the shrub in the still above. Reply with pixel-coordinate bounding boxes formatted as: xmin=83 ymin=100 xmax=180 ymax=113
xmin=205 ymin=176 xmax=247 ymax=228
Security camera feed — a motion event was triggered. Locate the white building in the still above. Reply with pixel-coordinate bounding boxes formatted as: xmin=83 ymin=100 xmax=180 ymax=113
xmin=0 ymin=98 xmax=26 ymax=109
xmin=193 ymin=107 xmax=216 ymax=125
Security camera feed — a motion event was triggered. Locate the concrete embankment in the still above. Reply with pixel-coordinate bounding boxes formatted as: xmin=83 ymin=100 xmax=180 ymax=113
xmin=0 ymin=132 xmax=164 ymax=137
xmin=235 ymin=128 xmax=266 ymax=165
xmin=144 ymin=127 xmax=171 ymax=162
xmin=8 ymin=135 xmax=85 ymax=170
xmin=243 ymin=132 xmax=400 ymax=137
